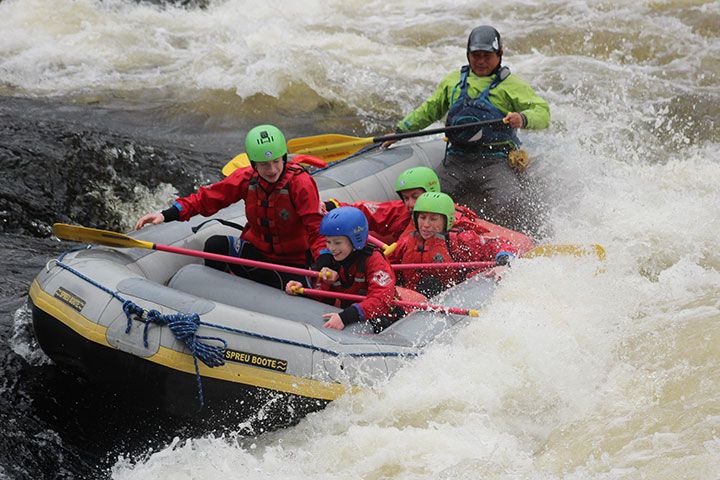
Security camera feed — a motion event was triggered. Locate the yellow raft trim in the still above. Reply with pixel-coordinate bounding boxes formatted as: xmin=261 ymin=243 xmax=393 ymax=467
xmin=29 ymin=280 xmax=349 ymax=401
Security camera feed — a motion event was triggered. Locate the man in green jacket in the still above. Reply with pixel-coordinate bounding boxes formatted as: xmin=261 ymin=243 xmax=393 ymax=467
xmin=385 ymin=25 xmax=550 ymax=233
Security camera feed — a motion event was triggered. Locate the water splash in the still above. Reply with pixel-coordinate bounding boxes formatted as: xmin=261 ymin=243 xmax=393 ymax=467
xmin=1 ymin=0 xmax=719 ymax=478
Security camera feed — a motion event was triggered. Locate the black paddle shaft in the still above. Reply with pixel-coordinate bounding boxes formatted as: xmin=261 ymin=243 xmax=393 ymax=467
xmin=373 ymin=118 xmax=504 ymax=143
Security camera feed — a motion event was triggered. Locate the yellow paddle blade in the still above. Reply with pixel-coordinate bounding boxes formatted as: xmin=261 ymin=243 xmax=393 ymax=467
xmin=221 ymin=153 xmax=251 ymax=176
xmin=292 ymin=135 xmax=373 ymax=162
xmin=52 ymin=223 xmax=155 ymax=250
xmin=287 ymin=133 xmax=366 ymax=151
xmin=523 ymin=243 xmax=606 ymax=261
xmin=221 ymin=141 xmax=356 ymax=177
xmin=223 ymin=134 xmax=367 ymax=177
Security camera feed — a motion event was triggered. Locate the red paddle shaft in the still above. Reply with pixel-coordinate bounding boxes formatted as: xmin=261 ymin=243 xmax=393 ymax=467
xmin=291 ymin=286 xmax=479 ymax=317
xmin=155 ymin=244 xmax=327 ymax=279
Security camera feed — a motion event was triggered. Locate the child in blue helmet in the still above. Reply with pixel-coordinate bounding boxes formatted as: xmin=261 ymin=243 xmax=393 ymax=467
xmin=285 ymin=206 xmax=398 ymax=332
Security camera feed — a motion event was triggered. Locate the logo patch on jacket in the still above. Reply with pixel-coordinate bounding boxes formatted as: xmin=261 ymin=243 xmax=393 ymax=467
xmin=279 ymin=208 xmax=290 ymax=220
xmin=361 ymin=202 xmax=379 ymax=214
xmin=372 ymin=270 xmax=392 ymax=287
xmin=433 ymin=253 xmax=445 ymax=263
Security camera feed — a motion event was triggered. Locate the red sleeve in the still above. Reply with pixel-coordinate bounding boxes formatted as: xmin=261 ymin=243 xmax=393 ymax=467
xmin=354 ymin=251 xmax=396 ymax=320
xmin=454 ymin=204 xmax=481 ymax=223
xmin=337 ymin=200 xmax=411 ymax=242
xmin=291 ymin=172 xmax=326 ymax=260
xmin=386 ymin=234 xmax=410 ymax=264
xmin=453 ymin=230 xmax=519 ymax=276
xmin=174 ymin=167 xmax=251 ymax=221
xmin=290 ymin=154 xmax=326 ymax=169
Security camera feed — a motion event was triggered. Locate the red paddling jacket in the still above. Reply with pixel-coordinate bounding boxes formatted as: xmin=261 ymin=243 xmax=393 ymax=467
xmin=345 ymin=200 xmax=412 ymax=245
xmin=388 ymin=219 xmax=518 ymax=291
xmin=329 ymin=199 xmax=480 ymax=244
xmin=318 ymin=248 xmax=396 ymax=325
xmin=171 ymin=160 xmax=325 ymax=264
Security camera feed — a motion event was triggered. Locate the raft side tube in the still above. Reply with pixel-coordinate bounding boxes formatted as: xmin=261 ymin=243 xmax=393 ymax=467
xmin=313 ymin=141 xmax=444 ymax=202
xmin=168 ymin=264 xmax=418 ymax=344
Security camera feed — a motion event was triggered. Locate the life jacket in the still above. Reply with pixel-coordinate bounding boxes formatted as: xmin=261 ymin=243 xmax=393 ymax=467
xmin=395 ymin=231 xmax=466 ymax=291
xmin=324 ymin=247 xmax=396 ymax=317
xmin=241 ymin=164 xmax=311 ymax=258
xmin=329 ymin=247 xmax=374 ymax=301
xmin=445 ymin=65 xmax=520 ymax=148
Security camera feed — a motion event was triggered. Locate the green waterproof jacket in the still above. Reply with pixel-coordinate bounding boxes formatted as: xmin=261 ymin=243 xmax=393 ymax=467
xmin=397 ymin=66 xmax=550 ymax=133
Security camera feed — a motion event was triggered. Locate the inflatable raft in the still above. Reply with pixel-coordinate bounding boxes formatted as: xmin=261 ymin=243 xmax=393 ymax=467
xmin=29 ymin=139 xmax=534 ymax=421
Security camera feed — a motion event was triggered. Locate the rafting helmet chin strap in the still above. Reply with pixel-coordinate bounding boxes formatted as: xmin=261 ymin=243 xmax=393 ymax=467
xmin=250 ymin=153 xmax=289 ymax=183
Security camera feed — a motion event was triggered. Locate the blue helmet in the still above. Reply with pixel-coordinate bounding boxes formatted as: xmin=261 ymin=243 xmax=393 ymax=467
xmin=320 ymin=206 xmax=368 ymax=250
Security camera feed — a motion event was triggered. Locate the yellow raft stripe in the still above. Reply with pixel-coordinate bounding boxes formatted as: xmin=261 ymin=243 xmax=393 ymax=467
xmin=29 ymin=280 xmax=348 ymax=401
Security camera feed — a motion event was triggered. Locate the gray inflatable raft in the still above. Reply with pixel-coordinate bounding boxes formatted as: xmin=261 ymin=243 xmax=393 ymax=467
xmin=29 ymin=140 xmax=500 ymax=419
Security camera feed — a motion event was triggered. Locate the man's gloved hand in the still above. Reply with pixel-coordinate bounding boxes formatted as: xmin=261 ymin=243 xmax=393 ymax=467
xmin=495 ymin=251 xmax=515 ymax=266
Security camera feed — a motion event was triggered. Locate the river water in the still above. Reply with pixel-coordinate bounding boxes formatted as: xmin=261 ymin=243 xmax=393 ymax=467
xmin=1 ymin=0 xmax=718 ymax=478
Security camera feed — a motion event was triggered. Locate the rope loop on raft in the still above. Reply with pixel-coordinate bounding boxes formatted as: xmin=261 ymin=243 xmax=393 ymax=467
xmin=122 ymin=300 xmax=227 ymax=407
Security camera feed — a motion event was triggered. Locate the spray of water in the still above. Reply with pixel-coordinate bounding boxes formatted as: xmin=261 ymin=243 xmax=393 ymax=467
xmin=3 ymin=0 xmax=718 ymax=478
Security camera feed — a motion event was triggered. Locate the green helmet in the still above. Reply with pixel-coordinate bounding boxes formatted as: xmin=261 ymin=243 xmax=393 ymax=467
xmin=245 ymin=124 xmax=288 ymax=163
xmin=413 ymin=192 xmax=456 ymax=231
xmin=394 ymin=167 xmax=440 ymax=199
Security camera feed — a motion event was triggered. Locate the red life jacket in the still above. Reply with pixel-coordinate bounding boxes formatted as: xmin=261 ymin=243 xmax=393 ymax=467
xmin=393 ymin=216 xmax=515 ymax=291
xmin=394 ymin=231 xmax=465 ymax=291
xmin=319 ymin=248 xmax=396 ymax=320
xmin=241 ymin=164 xmax=314 ymax=260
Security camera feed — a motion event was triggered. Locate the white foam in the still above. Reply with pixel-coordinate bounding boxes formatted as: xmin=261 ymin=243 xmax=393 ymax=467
xmin=5 ymin=0 xmax=716 ymax=478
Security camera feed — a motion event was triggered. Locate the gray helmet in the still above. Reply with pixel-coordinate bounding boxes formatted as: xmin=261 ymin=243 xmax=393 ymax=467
xmin=467 ymin=26 xmax=502 ymax=54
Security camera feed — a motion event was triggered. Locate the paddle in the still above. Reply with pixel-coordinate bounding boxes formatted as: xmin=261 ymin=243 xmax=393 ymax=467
xmin=389 ymin=244 xmax=606 ymax=271
xmin=286 ymin=118 xmax=505 ymax=159
xmin=371 ymin=232 xmax=605 ymax=266
xmin=54 ymin=223 xmax=605 ymax=284
xmin=289 ymin=286 xmax=480 ymax=317
xmin=222 ymin=118 xmax=505 ymax=176
xmin=392 ymin=261 xmax=495 ymax=271
xmin=397 ymin=244 xmax=606 ymax=267
xmin=52 ymin=224 xmax=331 ymax=280
xmin=221 ymin=152 xmax=328 ymax=177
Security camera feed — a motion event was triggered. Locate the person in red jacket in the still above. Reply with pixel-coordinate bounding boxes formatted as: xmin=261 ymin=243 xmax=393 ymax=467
xmin=285 ymin=206 xmax=399 ymax=333
xmin=324 ymin=166 xmax=479 ymax=245
xmin=135 ymin=124 xmax=327 ymax=290
xmin=388 ymin=192 xmax=517 ymax=297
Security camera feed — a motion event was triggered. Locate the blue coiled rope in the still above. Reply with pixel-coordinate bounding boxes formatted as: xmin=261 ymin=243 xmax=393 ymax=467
xmin=121 ymin=301 xmax=227 ymax=407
